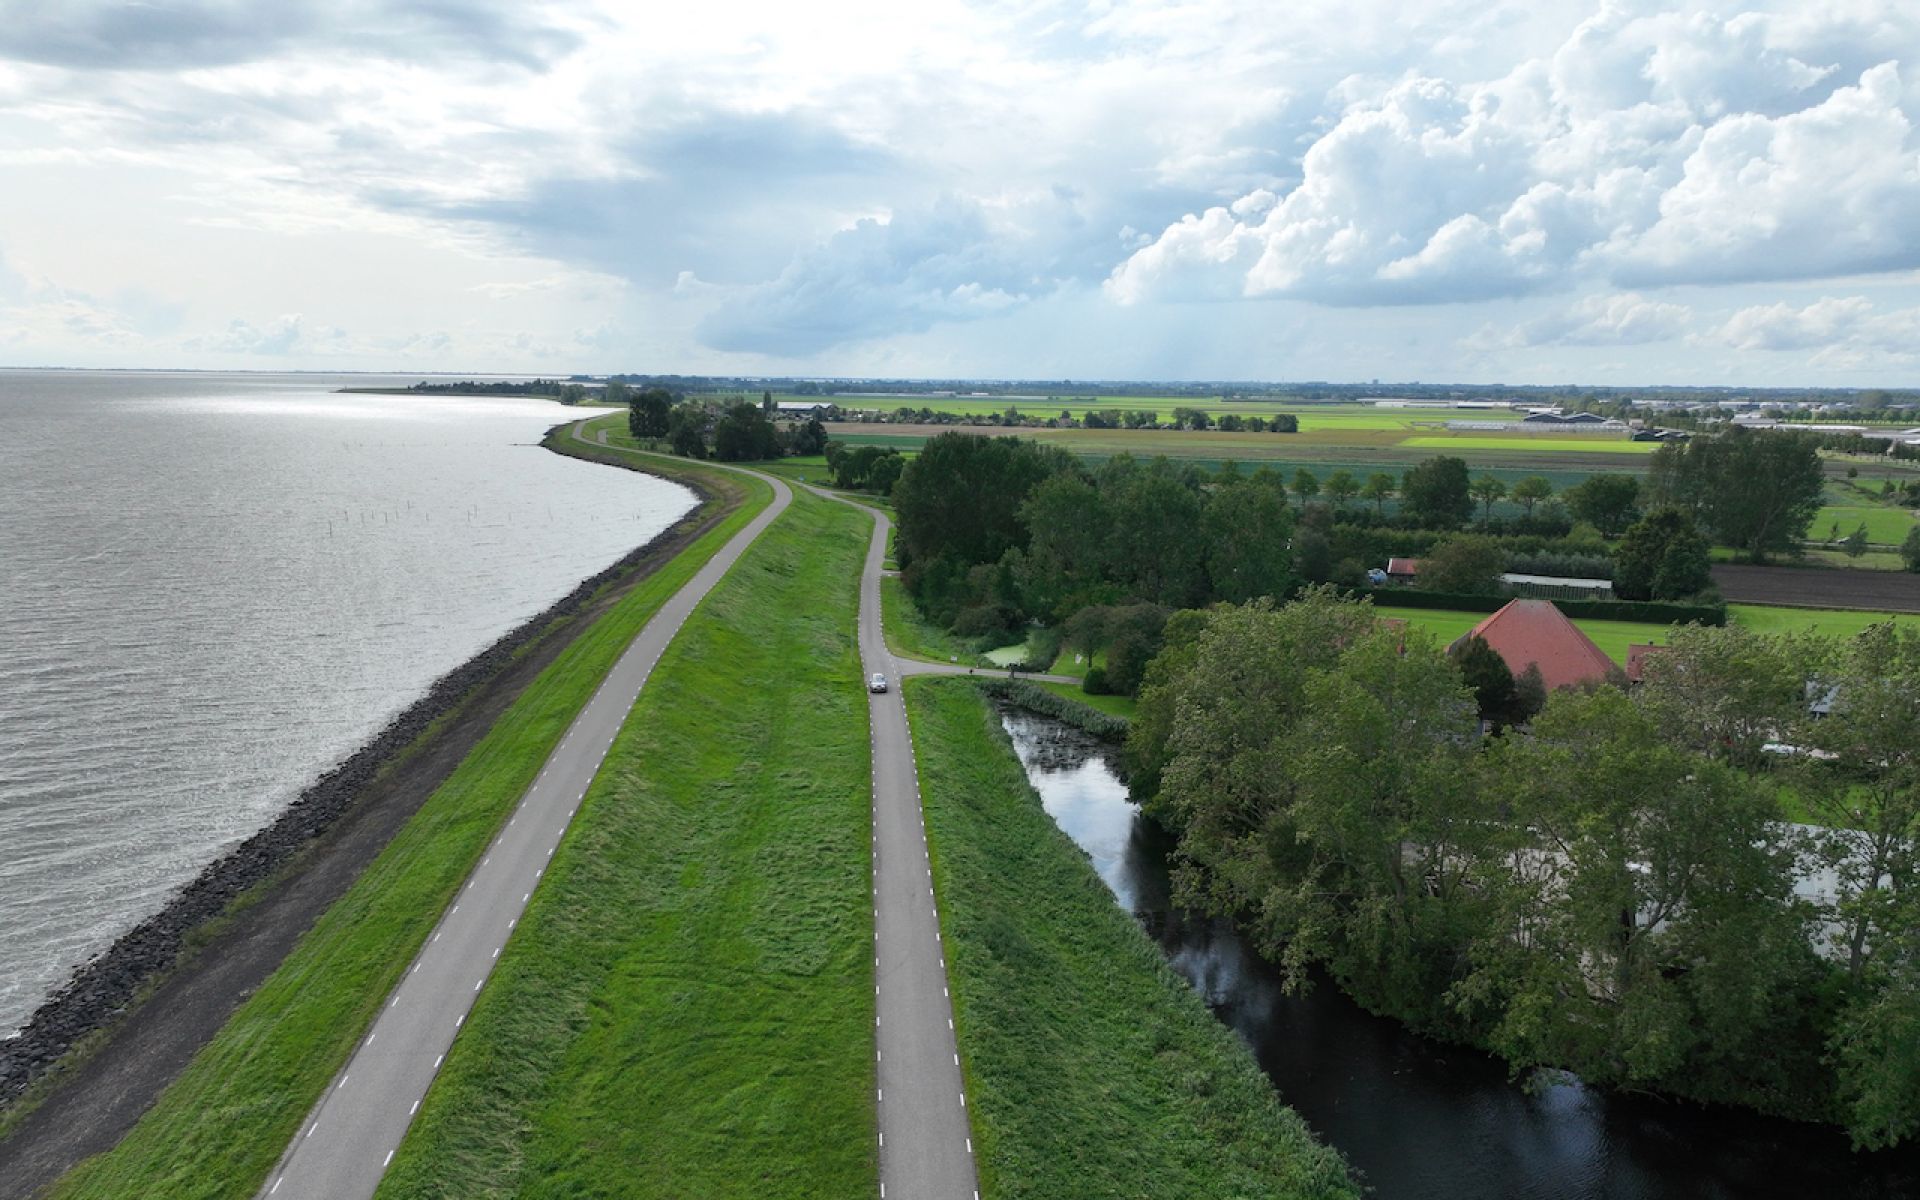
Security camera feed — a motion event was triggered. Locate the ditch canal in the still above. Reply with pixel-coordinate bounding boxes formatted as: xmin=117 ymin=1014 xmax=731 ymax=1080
xmin=995 ymin=706 xmax=1920 ymax=1200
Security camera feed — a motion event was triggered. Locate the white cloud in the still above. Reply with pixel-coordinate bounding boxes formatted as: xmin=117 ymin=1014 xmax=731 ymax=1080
xmin=1473 ymin=291 xmax=1693 ymax=348
xmin=1715 ymin=295 xmax=1920 ymax=360
xmin=0 ymin=1 xmax=1917 ymax=379
xmin=1111 ymin=7 xmax=1920 ymax=308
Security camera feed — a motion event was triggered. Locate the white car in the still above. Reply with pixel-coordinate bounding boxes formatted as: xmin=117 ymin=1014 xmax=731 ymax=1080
xmin=868 ymin=673 xmax=889 ymax=693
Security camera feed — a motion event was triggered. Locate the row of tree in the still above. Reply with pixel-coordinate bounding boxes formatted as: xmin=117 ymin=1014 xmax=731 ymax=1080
xmin=1127 ymin=593 xmax=1920 ymax=1149
xmin=626 ymin=388 xmax=827 ymax=463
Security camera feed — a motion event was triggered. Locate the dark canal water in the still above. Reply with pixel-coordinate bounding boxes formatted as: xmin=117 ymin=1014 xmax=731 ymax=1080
xmin=996 ymin=707 xmax=1920 ymax=1199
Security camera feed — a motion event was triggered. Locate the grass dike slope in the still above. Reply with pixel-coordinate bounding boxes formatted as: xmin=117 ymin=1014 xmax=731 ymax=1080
xmin=43 ymin=458 xmax=772 ymax=1200
xmin=377 ymin=488 xmax=876 ymax=1199
xmin=905 ymin=678 xmax=1356 ymax=1200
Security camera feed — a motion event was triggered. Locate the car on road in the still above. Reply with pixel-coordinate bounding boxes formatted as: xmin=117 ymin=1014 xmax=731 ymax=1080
xmin=868 ymin=672 xmax=889 ymax=693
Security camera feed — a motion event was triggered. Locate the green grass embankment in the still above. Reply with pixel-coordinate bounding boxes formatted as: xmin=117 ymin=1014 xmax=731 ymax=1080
xmin=51 ymin=458 xmax=772 ymax=1200
xmin=377 ymin=490 xmax=876 ymax=1199
xmin=905 ymin=678 xmax=1356 ymax=1200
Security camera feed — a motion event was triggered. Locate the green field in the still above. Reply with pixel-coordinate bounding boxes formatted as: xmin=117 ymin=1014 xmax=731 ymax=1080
xmin=1373 ymin=601 xmax=1920 ymax=667
xmin=1035 ymin=680 xmax=1138 ymax=719
xmin=1400 ymin=435 xmax=1658 ymax=455
xmin=1812 ymin=504 xmax=1918 ymax=547
xmin=378 ymin=490 xmax=877 ymax=1199
xmin=50 ymin=459 xmax=773 ymax=1200
xmin=905 ymin=679 xmax=1354 ymax=1200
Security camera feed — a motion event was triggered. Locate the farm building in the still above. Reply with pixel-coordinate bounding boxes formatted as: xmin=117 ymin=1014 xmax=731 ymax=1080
xmin=1449 ymin=599 xmax=1618 ymax=692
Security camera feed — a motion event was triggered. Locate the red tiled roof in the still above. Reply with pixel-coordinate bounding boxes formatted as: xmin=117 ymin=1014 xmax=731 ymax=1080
xmin=1626 ymin=643 xmax=1667 ymax=684
xmin=1454 ymin=599 xmax=1615 ymax=692
xmin=1386 ymin=557 xmax=1419 ymax=576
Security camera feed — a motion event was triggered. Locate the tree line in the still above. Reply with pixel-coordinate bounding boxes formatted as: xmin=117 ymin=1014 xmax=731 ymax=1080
xmin=626 ymin=388 xmax=827 ymax=463
xmin=1126 ymin=592 xmax=1920 ymax=1149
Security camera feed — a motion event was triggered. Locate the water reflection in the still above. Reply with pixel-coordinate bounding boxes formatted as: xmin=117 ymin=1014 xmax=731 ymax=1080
xmin=996 ymin=707 xmax=1920 ymax=1200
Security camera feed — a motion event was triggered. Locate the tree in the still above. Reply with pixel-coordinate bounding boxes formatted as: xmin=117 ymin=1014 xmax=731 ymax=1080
xmin=866 ymin=451 xmax=905 ymax=496
xmin=788 ymin=416 xmax=828 ymax=456
xmin=1289 ymin=468 xmax=1320 ymax=506
xmin=1016 ymin=472 xmax=1113 ymax=618
xmin=1362 ymin=472 xmax=1397 ymax=516
xmin=1564 ymin=474 xmax=1641 ymax=537
xmin=761 ymin=389 xmax=775 ymax=416
xmin=1323 ymin=469 xmax=1359 ymax=511
xmin=628 ymin=386 xmax=673 ymax=441
xmin=1464 ymin=689 xmax=1810 ymax=1101
xmin=1511 ymin=475 xmax=1553 ymax=517
xmin=1418 ymin=533 xmax=1506 ymax=594
xmin=1450 ymin=634 xmax=1515 ymax=724
xmin=1148 ymin=593 xmax=1487 ymax=1017
xmin=712 ymin=400 xmax=779 ymax=461
xmin=1104 ymin=462 xmax=1207 ymax=607
xmin=1201 ymin=477 xmax=1295 ymax=604
xmin=667 ymin=404 xmax=707 ymax=458
xmin=1904 ymin=524 xmax=1920 ymax=573
xmin=1613 ymin=508 xmax=1712 ymax=601
xmin=1797 ymin=624 xmax=1920 ymax=983
xmin=1400 ymin=456 xmax=1473 ymax=528
xmin=1646 ymin=431 xmax=1825 ymax=562
xmin=893 ymin=433 xmax=1074 ymax=619
xmin=1469 ymin=474 xmax=1508 ymax=523
xmin=1844 ymin=523 xmax=1870 ymax=559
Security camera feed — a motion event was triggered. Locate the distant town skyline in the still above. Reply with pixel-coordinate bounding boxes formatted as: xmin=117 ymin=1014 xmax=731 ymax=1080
xmin=2 ymin=0 xmax=1918 ymax=384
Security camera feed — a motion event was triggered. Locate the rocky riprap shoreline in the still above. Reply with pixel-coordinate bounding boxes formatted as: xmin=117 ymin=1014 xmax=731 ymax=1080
xmin=0 ymin=481 xmax=705 ymax=1109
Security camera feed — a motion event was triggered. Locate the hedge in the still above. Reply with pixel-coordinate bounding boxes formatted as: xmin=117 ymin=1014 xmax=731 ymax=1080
xmin=1359 ymin=587 xmax=1726 ymax=627
xmin=976 ymin=677 xmax=1132 ymax=741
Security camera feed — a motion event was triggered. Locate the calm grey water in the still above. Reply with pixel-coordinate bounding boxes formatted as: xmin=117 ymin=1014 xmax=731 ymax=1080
xmin=0 ymin=371 xmax=692 ymax=1036
xmin=996 ymin=708 xmax=1920 ymax=1200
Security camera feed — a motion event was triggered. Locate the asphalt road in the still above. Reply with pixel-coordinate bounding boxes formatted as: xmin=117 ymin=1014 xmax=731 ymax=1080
xmin=838 ymin=494 xmax=982 ymax=1200
xmin=256 ymin=454 xmax=793 ymax=1200
xmin=261 ymin=421 xmax=1064 ymax=1200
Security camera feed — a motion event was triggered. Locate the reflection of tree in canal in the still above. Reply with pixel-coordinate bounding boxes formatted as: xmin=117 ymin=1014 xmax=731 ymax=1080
xmin=995 ymin=704 xmax=1920 ymax=1200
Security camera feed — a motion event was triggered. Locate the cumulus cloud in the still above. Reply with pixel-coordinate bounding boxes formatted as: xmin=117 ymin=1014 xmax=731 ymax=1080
xmin=1110 ymin=6 xmax=1920 ymax=307
xmin=1715 ymin=296 xmax=1920 ymax=359
xmin=1474 ymin=291 xmax=1693 ymax=349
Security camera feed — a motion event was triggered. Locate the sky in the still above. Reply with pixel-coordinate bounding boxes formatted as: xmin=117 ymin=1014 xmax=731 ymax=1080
xmin=1 ymin=0 xmax=1918 ymax=385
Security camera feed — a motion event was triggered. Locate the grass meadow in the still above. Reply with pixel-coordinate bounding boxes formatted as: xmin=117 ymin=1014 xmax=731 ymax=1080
xmin=1812 ymin=504 xmax=1918 ymax=547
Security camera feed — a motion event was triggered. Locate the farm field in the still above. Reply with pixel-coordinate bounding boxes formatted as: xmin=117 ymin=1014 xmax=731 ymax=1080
xmin=1372 ymin=600 xmax=1920 ymax=666
xmin=816 ymin=424 xmax=1644 ymax=498
xmin=1812 ymin=503 xmax=1918 ymax=546
xmin=1400 ymin=435 xmax=1658 ymax=454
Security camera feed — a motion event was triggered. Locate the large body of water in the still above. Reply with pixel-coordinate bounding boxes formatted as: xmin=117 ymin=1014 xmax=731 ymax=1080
xmin=996 ymin=708 xmax=1920 ymax=1200
xmin=0 ymin=371 xmax=693 ymax=1036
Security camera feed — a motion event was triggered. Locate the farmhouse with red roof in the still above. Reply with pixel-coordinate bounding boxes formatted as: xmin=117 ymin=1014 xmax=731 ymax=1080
xmin=1449 ymin=599 xmax=1618 ymax=692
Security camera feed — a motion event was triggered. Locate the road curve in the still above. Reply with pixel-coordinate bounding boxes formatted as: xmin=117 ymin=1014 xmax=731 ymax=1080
xmin=256 ymin=445 xmax=793 ymax=1200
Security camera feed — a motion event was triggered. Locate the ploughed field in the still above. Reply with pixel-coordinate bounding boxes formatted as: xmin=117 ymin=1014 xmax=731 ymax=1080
xmin=1711 ymin=565 xmax=1920 ymax=613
